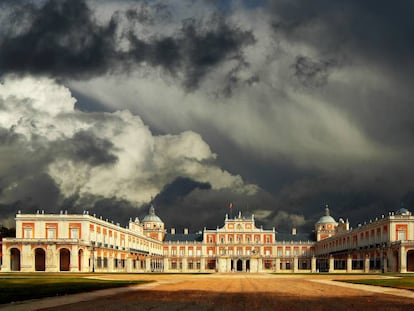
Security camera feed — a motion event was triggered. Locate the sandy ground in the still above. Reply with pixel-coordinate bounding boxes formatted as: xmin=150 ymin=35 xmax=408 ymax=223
xmin=2 ymin=274 xmax=414 ymax=311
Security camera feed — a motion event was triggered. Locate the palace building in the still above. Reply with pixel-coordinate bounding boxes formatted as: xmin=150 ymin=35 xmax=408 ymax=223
xmin=1 ymin=205 xmax=414 ymax=273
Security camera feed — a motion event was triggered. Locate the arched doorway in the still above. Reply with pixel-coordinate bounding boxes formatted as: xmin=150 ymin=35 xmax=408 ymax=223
xmin=60 ymin=248 xmax=70 ymax=271
xmin=10 ymin=248 xmax=21 ymax=271
xmin=78 ymin=249 xmax=83 ymax=271
xmin=407 ymin=250 xmax=414 ymax=272
xmin=236 ymin=259 xmax=243 ymax=271
xmin=246 ymin=259 xmax=250 ymax=271
xmin=35 ymin=248 xmax=46 ymax=271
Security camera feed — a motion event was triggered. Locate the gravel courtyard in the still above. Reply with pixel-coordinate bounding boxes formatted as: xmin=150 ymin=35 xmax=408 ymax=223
xmin=3 ymin=274 xmax=414 ymax=311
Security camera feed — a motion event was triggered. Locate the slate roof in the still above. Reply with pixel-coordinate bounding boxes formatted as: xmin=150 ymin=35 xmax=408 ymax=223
xmin=164 ymin=233 xmax=203 ymax=242
xmin=276 ymin=232 xmax=315 ymax=242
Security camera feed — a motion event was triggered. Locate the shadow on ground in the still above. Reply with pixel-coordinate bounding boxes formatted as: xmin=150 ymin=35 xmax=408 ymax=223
xmin=42 ymin=289 xmax=414 ymax=311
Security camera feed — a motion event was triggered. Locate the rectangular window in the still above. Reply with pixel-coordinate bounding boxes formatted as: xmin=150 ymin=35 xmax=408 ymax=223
xmin=24 ymin=227 xmax=32 ymax=239
xmin=47 ymin=228 xmax=56 ymax=239
xmin=70 ymin=228 xmax=79 ymax=239
xmin=398 ymin=230 xmax=406 ymax=241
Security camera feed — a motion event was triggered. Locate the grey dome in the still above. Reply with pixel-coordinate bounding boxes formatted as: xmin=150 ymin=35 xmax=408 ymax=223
xmin=317 ymin=206 xmax=336 ymax=224
xmin=396 ymin=208 xmax=411 ymax=216
xmin=142 ymin=205 xmax=163 ymax=223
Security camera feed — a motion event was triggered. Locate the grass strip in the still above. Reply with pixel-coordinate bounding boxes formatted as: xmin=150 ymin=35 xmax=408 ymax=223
xmin=0 ymin=277 xmax=151 ymax=304
xmin=338 ymin=277 xmax=414 ymax=291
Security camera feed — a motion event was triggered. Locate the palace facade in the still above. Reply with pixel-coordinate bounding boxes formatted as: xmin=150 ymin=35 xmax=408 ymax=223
xmin=1 ymin=205 xmax=414 ymax=273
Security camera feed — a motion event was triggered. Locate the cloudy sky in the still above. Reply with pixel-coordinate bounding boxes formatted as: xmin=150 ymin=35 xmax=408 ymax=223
xmin=0 ymin=0 xmax=413 ymax=233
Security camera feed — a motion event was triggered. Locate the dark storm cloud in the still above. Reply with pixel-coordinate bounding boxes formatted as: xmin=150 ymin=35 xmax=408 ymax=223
xmin=54 ymin=130 xmax=118 ymax=166
xmin=0 ymin=0 xmax=255 ymax=89
xmin=153 ymin=177 xmax=211 ymax=206
xmin=269 ymin=0 xmax=414 ymax=73
xmin=292 ymin=56 xmax=335 ymax=88
xmin=127 ymin=15 xmax=255 ymax=90
xmin=0 ymin=0 xmax=118 ymax=78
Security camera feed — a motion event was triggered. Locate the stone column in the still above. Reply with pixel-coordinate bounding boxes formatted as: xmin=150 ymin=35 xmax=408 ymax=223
xmin=383 ymin=257 xmax=388 ymax=273
xmin=182 ymin=257 xmax=188 ymax=272
xmin=164 ymin=257 xmax=169 ymax=272
xmin=126 ymin=257 xmax=132 ymax=272
xmin=21 ymin=244 xmax=33 ymax=272
xmin=329 ymin=256 xmax=334 ymax=273
xmin=293 ymin=257 xmax=298 ymax=273
xmin=311 ymin=256 xmax=317 ymax=273
xmin=400 ymin=246 xmax=407 ymax=273
xmin=70 ymin=247 xmax=79 ymax=272
xmin=364 ymin=255 xmax=370 ymax=273
xmin=200 ymin=257 xmax=206 ymax=272
xmin=275 ymin=258 xmax=281 ymax=273
xmin=346 ymin=255 xmax=352 ymax=273
xmin=258 ymin=257 xmax=263 ymax=272
xmin=1 ymin=247 xmax=10 ymax=272
xmin=109 ymin=254 xmax=115 ymax=272
xmin=145 ymin=256 xmax=151 ymax=272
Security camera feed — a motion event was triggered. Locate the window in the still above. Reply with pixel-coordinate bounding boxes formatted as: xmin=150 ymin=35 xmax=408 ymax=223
xmin=47 ymin=228 xmax=56 ymax=239
xmin=24 ymin=227 xmax=32 ymax=239
xmin=277 ymin=249 xmax=282 ymax=257
xmin=398 ymin=230 xmax=406 ymax=241
xmin=189 ymin=249 xmax=193 ymax=256
xmin=266 ymin=236 xmax=270 ymax=243
xmin=196 ymin=249 xmax=201 ymax=256
xmin=70 ymin=228 xmax=79 ymax=239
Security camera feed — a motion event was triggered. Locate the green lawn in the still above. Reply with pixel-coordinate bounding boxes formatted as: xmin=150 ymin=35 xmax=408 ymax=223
xmin=339 ymin=277 xmax=414 ymax=291
xmin=0 ymin=277 xmax=151 ymax=304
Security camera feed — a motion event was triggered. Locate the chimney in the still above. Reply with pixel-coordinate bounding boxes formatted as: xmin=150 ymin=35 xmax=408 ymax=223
xmin=171 ymin=228 xmax=175 ymax=235
xmin=292 ymin=228 xmax=297 ymax=235
xmin=184 ymin=228 xmax=189 ymax=235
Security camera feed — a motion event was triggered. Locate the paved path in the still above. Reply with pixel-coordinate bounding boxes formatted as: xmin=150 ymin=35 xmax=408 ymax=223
xmin=1 ymin=274 xmax=413 ymax=311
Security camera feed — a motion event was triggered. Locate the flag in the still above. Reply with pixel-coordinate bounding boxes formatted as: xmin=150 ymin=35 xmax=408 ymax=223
xmin=229 ymin=202 xmax=233 ymax=209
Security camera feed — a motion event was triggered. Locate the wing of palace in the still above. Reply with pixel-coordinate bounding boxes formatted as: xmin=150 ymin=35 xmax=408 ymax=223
xmin=1 ymin=205 xmax=414 ymax=273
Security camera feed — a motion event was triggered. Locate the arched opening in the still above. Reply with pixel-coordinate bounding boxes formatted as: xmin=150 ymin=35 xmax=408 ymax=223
xmin=78 ymin=249 xmax=83 ymax=271
xmin=407 ymin=250 xmax=414 ymax=272
xmin=35 ymin=248 xmax=46 ymax=271
xmin=60 ymin=248 xmax=70 ymax=271
xmin=236 ymin=259 xmax=243 ymax=271
xmin=246 ymin=259 xmax=250 ymax=271
xmin=10 ymin=248 xmax=21 ymax=271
